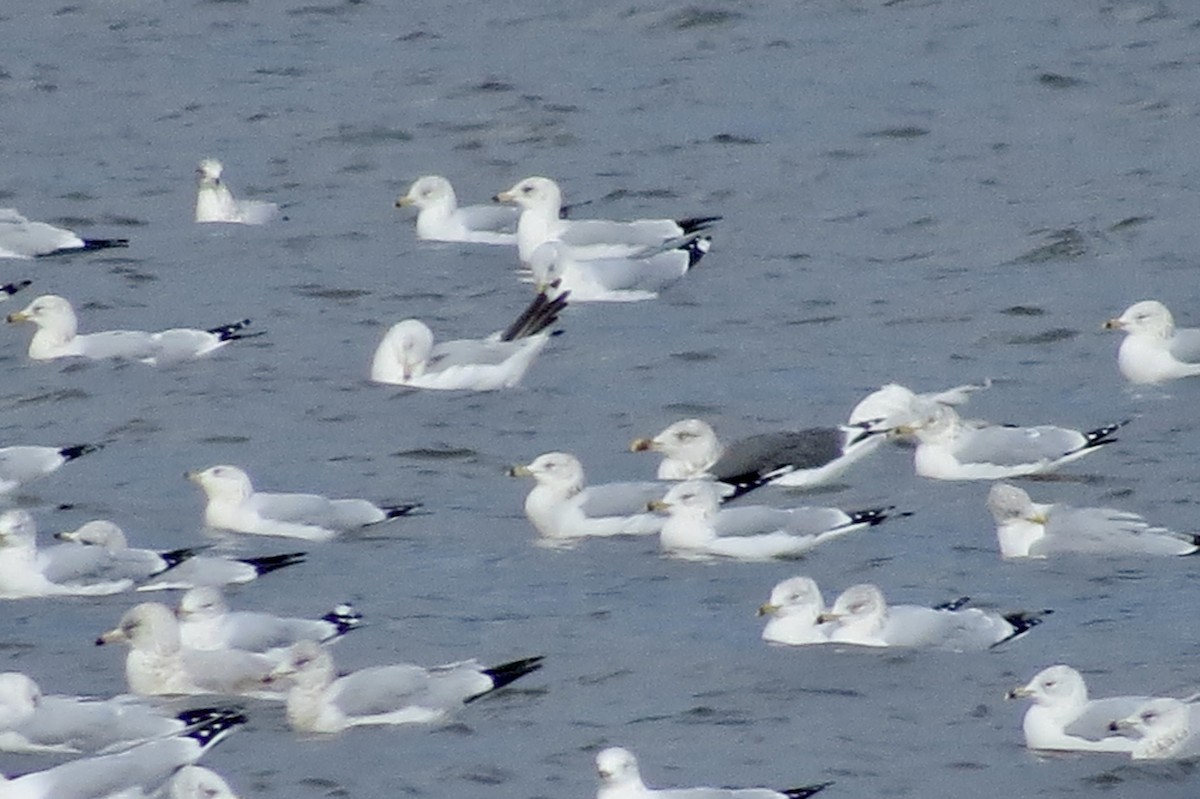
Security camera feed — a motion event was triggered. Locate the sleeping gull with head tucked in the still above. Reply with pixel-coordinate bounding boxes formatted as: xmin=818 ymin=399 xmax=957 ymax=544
xmin=268 ymin=640 xmax=543 ymax=733
xmin=527 ymin=235 xmax=709 ymax=302
xmin=195 ymin=158 xmax=278 ymax=225
xmin=0 ymin=441 xmax=101 ymax=494
xmin=1006 ymin=664 xmax=1154 ymax=753
xmin=0 ymin=208 xmax=128 ymax=259
xmin=168 ymin=766 xmax=243 ymax=799
xmin=0 ymin=510 xmax=134 ymax=598
xmin=595 ymin=747 xmax=832 ymax=799
xmin=758 ymin=576 xmax=832 ymax=645
xmin=395 ymin=175 xmax=518 ymax=245
xmin=1104 ymin=300 xmax=1200 ymax=384
xmin=985 ymin=483 xmax=1199 ymax=558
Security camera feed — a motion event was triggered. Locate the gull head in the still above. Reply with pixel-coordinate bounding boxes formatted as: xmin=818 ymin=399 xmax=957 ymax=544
xmin=168 ymin=766 xmax=242 ymax=799
xmin=1005 ymin=664 xmax=1087 ymax=706
xmin=6 ymin=294 xmax=78 ymax=336
xmin=396 ymin=175 xmax=455 ymax=210
xmin=177 ymin=586 xmax=230 ymax=623
xmin=848 ymin=383 xmax=922 ymax=431
xmin=269 ymin=640 xmax=335 ymax=689
xmin=494 ymin=176 xmax=563 ymax=213
xmin=1110 ymin=698 xmax=1191 ymax=759
xmin=896 ymin=404 xmax=960 ymax=443
xmin=649 ymin=480 xmax=721 ymax=519
xmin=375 ymin=319 xmax=434 ymax=382
xmin=97 ymin=602 xmax=181 ymax=653
xmin=0 ymin=673 xmax=42 ymax=729
xmin=55 ymin=520 xmax=129 ymax=551
xmin=508 ymin=452 xmax=586 ymax=495
xmin=197 ymin=158 xmax=224 ymax=183
xmin=187 ymin=465 xmax=255 ymax=503
xmin=0 ymin=510 xmax=37 ymax=551
xmin=595 ymin=747 xmax=643 ymax=788
xmin=759 ymin=576 xmax=825 ymax=619
xmin=818 ymin=583 xmax=887 ymax=631
xmin=986 ymin=483 xmax=1042 ymax=525
xmin=630 ymin=418 xmax=720 ymax=468
xmin=1105 ymin=300 xmax=1175 ymax=340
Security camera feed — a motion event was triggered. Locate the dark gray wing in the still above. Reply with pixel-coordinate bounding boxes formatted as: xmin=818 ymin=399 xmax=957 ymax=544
xmin=713 ymin=429 xmax=843 ymax=490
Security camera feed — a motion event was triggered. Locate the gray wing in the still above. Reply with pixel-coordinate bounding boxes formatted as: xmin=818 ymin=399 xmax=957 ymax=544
xmin=13 ymin=696 xmax=180 ymax=754
xmin=953 ymin=425 xmax=1085 ymax=466
xmin=578 ymin=481 xmax=671 ymax=518
xmin=714 ymin=429 xmax=844 ymax=483
xmin=180 ymin=648 xmax=274 ymax=694
xmin=331 ymin=664 xmax=439 ymax=716
xmin=559 ymin=218 xmax=683 ymax=248
xmin=0 ymin=446 xmax=65 ymax=483
xmin=221 ymin=612 xmax=335 ymax=652
xmin=1064 ymin=696 xmax=1155 ymax=739
xmin=1040 ymin=507 xmax=1196 ymax=555
xmin=75 ymin=330 xmax=161 ymax=360
xmin=883 ymin=606 xmax=1010 ymax=650
xmin=38 ymin=544 xmax=160 ymax=583
xmin=655 ymin=789 xmax=783 ymax=799
xmin=714 ymin=506 xmax=851 ymax=537
xmin=429 ymin=339 xmax=525 ymax=369
xmin=456 ymin=204 xmax=519 ymax=233
xmin=1169 ymin=328 xmax=1200 ymax=363
xmin=250 ymin=492 xmax=341 ymax=525
xmin=7 ymin=736 xmax=195 ymax=799
xmin=570 ymin=249 xmax=690 ymax=292
xmin=148 ymin=329 xmax=222 ymax=363
xmin=0 ymin=209 xmax=79 ymax=257
xmin=137 ymin=556 xmax=255 ymax=590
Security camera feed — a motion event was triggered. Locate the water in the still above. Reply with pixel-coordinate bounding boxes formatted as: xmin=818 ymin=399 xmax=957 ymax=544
xmin=2 ymin=0 xmax=1200 ymax=796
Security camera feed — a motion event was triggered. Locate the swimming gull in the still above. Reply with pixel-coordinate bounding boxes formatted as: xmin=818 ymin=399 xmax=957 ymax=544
xmin=1006 ymin=664 xmax=1152 ymax=753
xmin=757 ymin=576 xmax=833 ymax=645
xmin=595 ymin=747 xmax=832 ymax=799
xmin=898 ymin=405 xmax=1126 ymax=480
xmin=30 ymin=520 xmax=208 ymax=587
xmin=167 ymin=766 xmax=243 ymax=799
xmin=395 ymin=175 xmax=518 ymax=245
xmin=985 ymin=483 xmax=1200 ymax=558
xmin=630 ymin=418 xmax=883 ymax=498
xmin=194 ymin=158 xmax=278 ymax=225
xmin=187 ymin=464 xmax=419 ymax=542
xmin=0 ymin=510 xmax=134 ymax=599
xmin=0 ymin=442 xmax=101 ymax=494
xmin=268 ymin=640 xmax=544 ymax=733
xmin=0 ymin=208 xmax=128 ymax=259
xmin=96 ymin=602 xmax=286 ymax=699
xmin=847 ymin=380 xmax=990 ymax=438
xmin=1104 ymin=300 xmax=1200 ymax=384
xmin=6 ymin=294 xmax=256 ymax=364
xmin=176 ymin=585 xmax=362 ymax=657
xmin=494 ymin=176 xmax=720 ymax=263
xmin=817 ymin=583 xmax=1049 ymax=650
xmin=649 ymin=480 xmax=893 ymax=561
xmin=0 ymin=708 xmax=245 ymax=799
xmin=1110 ymin=698 xmax=1200 ymax=760
xmin=56 ymin=519 xmax=307 ymax=590
xmin=371 ymin=289 xmax=568 ymax=390
xmin=527 ymin=235 xmax=709 ymax=302
xmin=508 ymin=452 xmax=667 ymax=541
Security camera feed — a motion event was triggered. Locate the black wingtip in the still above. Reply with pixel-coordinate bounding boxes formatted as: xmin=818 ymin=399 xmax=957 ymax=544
xmin=781 ymin=782 xmax=834 ymax=799
xmin=847 ymin=507 xmax=894 ymax=527
xmin=383 ymin=502 xmax=422 ymax=519
xmin=676 ymin=215 xmax=722 ymax=235
xmin=207 ymin=318 xmax=259 ymax=342
xmin=1083 ymin=419 xmax=1131 ymax=449
xmin=1 ymin=280 xmax=31 ymax=297
xmin=182 ymin=708 xmax=247 ymax=750
xmin=468 ymin=655 xmax=545 ymax=702
xmin=59 ymin=442 xmax=102 ymax=462
xmin=320 ymin=603 xmax=365 ymax=637
xmin=932 ymin=596 xmax=971 ymax=612
xmin=992 ymin=609 xmax=1054 ymax=648
xmin=175 ymin=705 xmax=243 ymax=728
xmin=499 ymin=290 xmax=569 ymax=342
xmin=78 ymin=238 xmax=130 ymax=251
xmin=240 ymin=551 xmax=307 ymax=576
xmin=683 ymin=235 xmax=712 ymax=270
xmin=156 ymin=545 xmax=211 ymax=572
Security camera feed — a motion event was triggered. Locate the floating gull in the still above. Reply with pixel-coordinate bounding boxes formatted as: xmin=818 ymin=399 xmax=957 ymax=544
xmin=508 ymin=452 xmax=666 ymax=541
xmin=817 ymin=583 xmax=1048 ymax=651
xmin=1104 ymin=300 xmax=1200 ymax=384
xmin=1006 ymin=664 xmax=1151 ymax=753
xmin=527 ymin=236 xmax=709 ymax=302
xmin=167 ymin=766 xmax=243 ymax=799
xmin=1110 ymin=698 xmax=1200 ymax=760
xmin=268 ymin=640 xmax=544 ymax=733
xmin=0 ymin=510 xmax=134 ymax=599
xmin=0 ymin=208 xmax=128 ymax=259
xmin=649 ymin=480 xmax=892 ymax=561
xmin=395 ymin=175 xmax=518 ymax=245
xmin=177 ymin=585 xmax=362 ymax=657
xmin=847 ymin=380 xmax=990 ymax=438
xmin=595 ymin=747 xmax=832 ymax=799
xmin=630 ymin=418 xmax=882 ymax=499
xmin=187 ymin=464 xmax=419 ymax=543
xmin=758 ymin=576 xmax=832 ymax=645
xmin=0 ymin=708 xmax=245 ymax=799
xmin=494 ymin=176 xmax=720 ymax=263
xmin=898 ymin=405 xmax=1126 ymax=480
xmin=194 ymin=158 xmax=278 ymax=225
xmin=0 ymin=442 xmax=100 ymax=494
xmin=371 ymin=289 xmax=568 ymax=390
xmin=96 ymin=602 xmax=285 ymax=699
xmin=31 ymin=521 xmax=206 ymax=587
xmin=6 ymin=294 xmax=256 ymax=364
xmin=986 ymin=483 xmax=1199 ymax=558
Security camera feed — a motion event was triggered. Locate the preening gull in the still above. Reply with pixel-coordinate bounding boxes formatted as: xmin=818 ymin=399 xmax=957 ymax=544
xmin=1006 ymin=664 xmax=1152 ymax=753
xmin=187 ymin=464 xmax=419 ymax=542
xmin=1104 ymin=300 xmax=1200 ymax=384
xmin=371 ymin=289 xmax=568 ymax=391
xmin=194 ymin=158 xmax=278 ymax=225
xmin=167 ymin=766 xmax=243 ymax=799
xmin=96 ymin=602 xmax=285 ymax=699
xmin=1110 ymin=698 xmax=1200 ymax=760
xmin=527 ymin=235 xmax=709 ymax=303
xmin=898 ymin=405 xmax=1126 ymax=480
xmin=177 ymin=585 xmax=362 ymax=657
xmin=508 ymin=452 xmax=666 ymax=541
xmin=0 ymin=510 xmax=133 ymax=599
xmin=847 ymin=380 xmax=990 ymax=438
xmin=0 ymin=708 xmax=245 ymax=799
xmin=0 ymin=208 xmax=128 ymax=259
xmin=494 ymin=176 xmax=720 ymax=263
xmin=817 ymin=583 xmax=1048 ymax=651
xmin=268 ymin=640 xmax=544 ymax=733
xmin=630 ymin=418 xmax=883 ymax=498
xmin=57 ymin=519 xmax=307 ymax=591
xmin=649 ymin=480 xmax=892 ymax=561
xmin=396 ymin=175 xmax=518 ymax=245
xmin=985 ymin=483 xmax=1199 ymax=558
xmin=758 ymin=576 xmax=832 ymax=646
xmin=0 ymin=442 xmax=101 ymax=494
xmin=6 ymin=294 xmax=256 ymax=364
xmin=594 ymin=747 xmax=832 ymax=799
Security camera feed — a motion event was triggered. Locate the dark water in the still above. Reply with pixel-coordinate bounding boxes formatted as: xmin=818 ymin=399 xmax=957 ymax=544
xmin=2 ymin=1 xmax=1200 ymax=797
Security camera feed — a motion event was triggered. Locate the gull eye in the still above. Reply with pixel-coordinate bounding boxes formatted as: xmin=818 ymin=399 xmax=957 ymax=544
xmin=521 ymin=185 xmax=534 ymax=195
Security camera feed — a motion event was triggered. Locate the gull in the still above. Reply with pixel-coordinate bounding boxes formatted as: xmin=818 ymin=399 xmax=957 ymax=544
xmin=649 ymin=480 xmax=893 ymax=561
xmin=167 ymin=766 xmax=243 ymax=799
xmin=847 ymin=380 xmax=990 ymax=439
xmin=176 ymin=585 xmax=362 ymax=658
xmin=1104 ymin=300 xmax=1200 ymax=384
xmin=1006 ymin=664 xmax=1152 ymax=753
xmin=757 ymin=576 xmax=833 ymax=645
xmin=817 ymin=583 xmax=1048 ymax=651
xmin=0 ymin=442 xmax=101 ymax=494
xmin=630 ymin=418 xmax=883 ymax=499
xmin=0 ymin=208 xmax=128 ymax=259
xmin=898 ymin=405 xmax=1126 ymax=480
xmin=6 ymin=294 xmax=256 ymax=364
xmin=194 ymin=158 xmax=278 ymax=225
xmin=187 ymin=464 xmax=419 ymax=543
xmin=527 ymin=235 xmax=709 ymax=303
xmin=371 ymin=289 xmax=568 ymax=390
xmin=268 ymin=640 xmax=544 ymax=733
xmin=395 ymin=175 xmax=518 ymax=245
xmin=56 ymin=520 xmax=307 ymax=591
xmin=0 ymin=510 xmax=134 ymax=599
xmin=985 ymin=483 xmax=1200 ymax=558
xmin=96 ymin=602 xmax=285 ymax=699
xmin=508 ymin=452 xmax=667 ymax=541
xmin=26 ymin=520 xmax=207 ymax=587
xmin=594 ymin=747 xmax=832 ymax=799
xmin=494 ymin=176 xmax=720 ymax=263
xmin=0 ymin=708 xmax=245 ymax=799
xmin=1110 ymin=698 xmax=1200 ymax=760
xmin=1 ymin=281 xmax=31 ymax=301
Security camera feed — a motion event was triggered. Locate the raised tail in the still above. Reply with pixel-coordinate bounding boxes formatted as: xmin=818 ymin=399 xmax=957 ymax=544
xmin=1 ymin=280 xmax=31 ymax=298
xmin=467 ymin=655 xmax=545 ymax=702
xmin=991 ymin=609 xmax=1054 ymax=648
xmin=846 ymin=507 xmax=899 ymax=528
xmin=207 ymin=318 xmax=259 ymax=342
xmin=320 ymin=603 xmax=365 ymax=638
xmin=781 ymin=782 xmax=834 ymax=799
xmin=499 ymin=291 xmax=569 ymax=342
xmin=78 ymin=238 xmax=130 ymax=251
xmin=59 ymin=442 xmax=103 ymax=462
xmin=1080 ymin=419 xmax=1130 ymax=450
xmin=239 ymin=551 xmax=307 ymax=576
